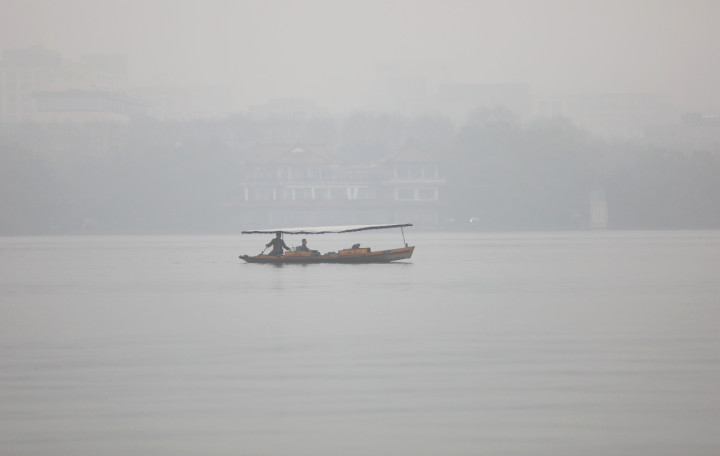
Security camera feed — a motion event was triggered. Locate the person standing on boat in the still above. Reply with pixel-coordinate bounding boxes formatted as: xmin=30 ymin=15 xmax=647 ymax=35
xmin=266 ymin=233 xmax=290 ymax=256
xmin=294 ymin=239 xmax=310 ymax=251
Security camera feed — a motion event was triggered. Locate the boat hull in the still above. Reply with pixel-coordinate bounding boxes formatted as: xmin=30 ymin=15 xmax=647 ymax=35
xmin=240 ymin=246 xmax=414 ymax=264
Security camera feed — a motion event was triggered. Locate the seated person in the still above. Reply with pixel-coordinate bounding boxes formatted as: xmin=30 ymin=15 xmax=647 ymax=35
xmin=266 ymin=233 xmax=290 ymax=255
xmin=294 ymin=239 xmax=310 ymax=251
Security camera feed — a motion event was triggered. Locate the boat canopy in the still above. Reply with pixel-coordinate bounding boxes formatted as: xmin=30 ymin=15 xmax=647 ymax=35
xmin=242 ymin=223 xmax=412 ymax=235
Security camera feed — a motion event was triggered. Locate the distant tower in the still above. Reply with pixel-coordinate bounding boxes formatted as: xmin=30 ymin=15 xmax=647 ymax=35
xmin=590 ymin=190 xmax=608 ymax=229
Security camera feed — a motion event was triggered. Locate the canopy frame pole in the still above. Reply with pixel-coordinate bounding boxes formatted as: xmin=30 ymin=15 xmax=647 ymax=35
xmin=401 ymin=227 xmax=407 ymax=247
xmin=242 ymin=223 xmax=413 ymax=235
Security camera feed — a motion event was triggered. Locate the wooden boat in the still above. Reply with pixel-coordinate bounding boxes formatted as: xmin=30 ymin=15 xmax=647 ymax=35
xmin=241 ymin=246 xmax=414 ymax=264
xmin=239 ymin=224 xmax=414 ymax=264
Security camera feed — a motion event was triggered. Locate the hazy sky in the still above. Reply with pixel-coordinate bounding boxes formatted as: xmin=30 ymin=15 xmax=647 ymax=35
xmin=1 ymin=0 xmax=719 ymax=112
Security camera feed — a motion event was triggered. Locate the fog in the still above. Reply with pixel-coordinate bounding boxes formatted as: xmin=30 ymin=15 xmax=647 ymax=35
xmin=2 ymin=0 xmax=720 ymax=111
xmin=3 ymin=112 xmax=720 ymax=234
xmin=3 ymin=3 xmax=720 ymax=455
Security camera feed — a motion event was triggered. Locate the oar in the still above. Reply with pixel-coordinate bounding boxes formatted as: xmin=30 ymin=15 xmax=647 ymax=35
xmin=259 ymin=246 xmax=269 ymax=256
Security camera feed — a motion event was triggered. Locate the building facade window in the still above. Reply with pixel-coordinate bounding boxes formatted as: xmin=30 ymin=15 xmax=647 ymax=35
xmin=291 ymin=167 xmax=307 ymax=180
xmin=423 ymin=166 xmax=437 ymax=179
xmin=395 ymin=166 xmax=409 ymax=179
xmin=418 ymin=188 xmax=437 ymax=200
xmin=397 ymin=188 xmax=415 ymax=200
xmin=315 ymin=188 xmax=328 ymax=200
xmin=409 ymin=166 xmax=423 ymax=179
xmin=330 ymin=187 xmax=347 ymax=200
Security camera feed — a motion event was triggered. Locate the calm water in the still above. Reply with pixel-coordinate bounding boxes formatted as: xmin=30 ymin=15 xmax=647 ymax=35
xmin=1 ymin=232 xmax=719 ymax=456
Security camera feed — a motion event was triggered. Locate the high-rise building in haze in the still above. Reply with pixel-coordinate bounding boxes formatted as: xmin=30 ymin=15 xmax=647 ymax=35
xmin=0 ymin=46 xmax=146 ymax=123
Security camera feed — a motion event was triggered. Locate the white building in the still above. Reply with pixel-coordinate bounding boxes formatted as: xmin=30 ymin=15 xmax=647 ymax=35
xmin=128 ymin=84 xmax=233 ymax=121
xmin=0 ymin=46 xmax=144 ymax=123
xmin=236 ymin=143 xmax=445 ymax=228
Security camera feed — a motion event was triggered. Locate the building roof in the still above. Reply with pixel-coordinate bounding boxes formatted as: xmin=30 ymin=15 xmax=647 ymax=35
xmin=242 ymin=144 xmax=340 ymax=165
xmin=33 ymin=90 xmax=149 ymax=114
xmin=377 ymin=143 xmax=443 ymax=163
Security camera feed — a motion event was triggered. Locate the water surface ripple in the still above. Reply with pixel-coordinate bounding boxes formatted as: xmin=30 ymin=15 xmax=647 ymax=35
xmin=1 ymin=232 xmax=719 ymax=455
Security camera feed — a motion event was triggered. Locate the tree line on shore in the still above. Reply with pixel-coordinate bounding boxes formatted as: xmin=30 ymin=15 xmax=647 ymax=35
xmin=1 ymin=111 xmax=719 ymax=234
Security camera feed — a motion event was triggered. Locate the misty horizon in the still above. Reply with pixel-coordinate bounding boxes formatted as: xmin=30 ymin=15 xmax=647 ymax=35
xmin=2 ymin=0 xmax=719 ymax=114
xmin=2 ymin=3 xmax=720 ymax=455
